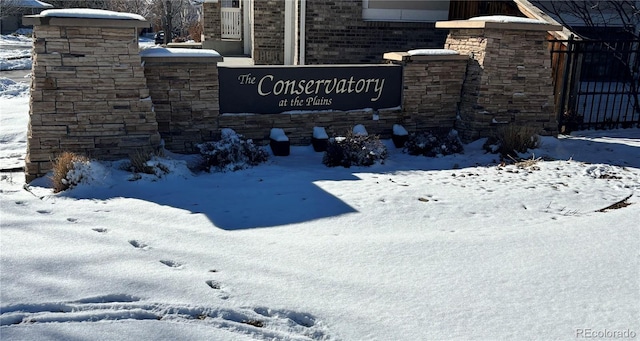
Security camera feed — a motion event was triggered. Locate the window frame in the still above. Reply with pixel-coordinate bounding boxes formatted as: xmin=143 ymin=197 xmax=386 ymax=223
xmin=362 ymin=0 xmax=450 ymax=23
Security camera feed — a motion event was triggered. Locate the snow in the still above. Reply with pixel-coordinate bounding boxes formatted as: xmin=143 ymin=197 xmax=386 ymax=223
xmin=392 ymin=124 xmax=408 ymax=136
xmin=270 ymin=128 xmax=289 ymax=142
xmin=352 ymin=124 xmax=368 ymax=136
xmin=407 ymin=49 xmax=459 ymax=56
xmin=1 ymin=34 xmax=640 ymax=341
xmin=40 ymin=9 xmax=146 ymax=22
xmin=0 ymin=78 xmax=29 ymax=170
xmin=469 ymin=15 xmax=549 ymax=24
xmin=0 ymin=32 xmax=33 ymax=48
xmin=10 ymin=0 xmax=53 ymax=9
xmin=140 ymin=47 xmax=222 ymax=58
xmin=313 ymin=127 xmax=328 ymax=139
xmin=0 ymin=32 xmax=33 ymax=71
xmin=0 ymin=77 xmax=29 ymax=98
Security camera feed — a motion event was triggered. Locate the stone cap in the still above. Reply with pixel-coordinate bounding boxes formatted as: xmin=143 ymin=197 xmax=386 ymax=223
xmin=140 ymin=47 xmax=224 ymax=63
xmin=436 ymin=15 xmax=562 ymax=31
xmin=24 ymin=8 xmax=150 ymax=28
xmin=384 ymin=49 xmax=468 ymax=62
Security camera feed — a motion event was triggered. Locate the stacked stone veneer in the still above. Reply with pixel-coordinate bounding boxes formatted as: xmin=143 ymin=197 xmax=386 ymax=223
xmin=437 ymin=20 xmax=561 ymax=141
xmin=23 ymin=14 xmax=160 ymax=181
xmin=384 ymin=51 xmax=468 ymax=132
xmin=142 ymin=54 xmax=222 ymax=153
xmin=218 ymin=108 xmax=403 ymax=146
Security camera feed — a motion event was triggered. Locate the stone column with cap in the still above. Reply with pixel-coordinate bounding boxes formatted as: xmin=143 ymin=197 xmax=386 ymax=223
xmin=23 ymin=9 xmax=161 ymax=181
xmin=436 ymin=16 xmax=561 ymax=141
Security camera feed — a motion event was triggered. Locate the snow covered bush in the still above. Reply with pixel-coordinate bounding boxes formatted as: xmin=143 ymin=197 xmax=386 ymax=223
xmin=51 ymin=152 xmax=91 ymax=193
xmin=404 ymin=130 xmax=463 ymax=157
xmin=122 ymin=149 xmax=170 ymax=178
xmin=197 ymin=128 xmax=269 ymax=172
xmin=484 ymin=125 xmax=540 ymax=158
xmin=322 ymin=131 xmax=387 ymax=168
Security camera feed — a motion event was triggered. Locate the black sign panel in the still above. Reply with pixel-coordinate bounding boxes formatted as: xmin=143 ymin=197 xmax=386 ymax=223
xmin=219 ymin=65 xmax=402 ymax=114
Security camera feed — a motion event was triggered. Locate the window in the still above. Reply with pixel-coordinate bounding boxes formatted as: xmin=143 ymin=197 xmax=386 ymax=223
xmin=362 ymin=0 xmax=450 ymax=22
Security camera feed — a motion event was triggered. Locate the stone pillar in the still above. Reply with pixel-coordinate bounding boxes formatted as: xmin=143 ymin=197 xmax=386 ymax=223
xmin=436 ymin=17 xmax=561 ymax=141
xmin=141 ymin=49 xmax=223 ymax=153
xmin=202 ymin=1 xmax=221 ymax=42
xmin=384 ymin=50 xmax=468 ymax=133
xmin=23 ymin=11 xmax=160 ymax=181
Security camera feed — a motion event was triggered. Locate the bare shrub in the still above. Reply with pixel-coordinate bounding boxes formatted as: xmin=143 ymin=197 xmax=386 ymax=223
xmin=187 ymin=22 xmax=203 ymax=42
xmin=485 ymin=125 xmax=540 ymax=157
xmin=123 ymin=149 xmax=170 ymax=178
xmin=51 ymin=152 xmax=89 ymax=193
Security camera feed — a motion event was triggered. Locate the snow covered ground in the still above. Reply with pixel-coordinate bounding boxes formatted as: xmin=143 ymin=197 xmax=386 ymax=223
xmin=1 ymin=34 xmax=639 ymax=341
xmin=0 ymin=31 xmax=33 ymax=72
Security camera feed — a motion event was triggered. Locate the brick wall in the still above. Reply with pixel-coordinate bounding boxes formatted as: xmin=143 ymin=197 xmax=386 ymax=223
xmin=202 ymin=2 xmax=221 ymax=41
xmin=442 ymin=23 xmax=558 ymax=141
xmin=253 ymin=0 xmax=285 ymax=65
xmin=303 ymin=1 xmax=447 ymax=64
xmin=24 ymin=16 xmax=160 ymax=181
xmin=142 ymin=56 xmax=221 ymax=153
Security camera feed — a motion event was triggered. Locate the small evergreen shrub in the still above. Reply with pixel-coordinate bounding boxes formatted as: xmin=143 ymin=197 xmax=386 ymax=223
xmin=51 ymin=151 xmax=90 ymax=193
xmin=484 ymin=125 xmax=540 ymax=157
xmin=197 ymin=128 xmax=269 ymax=172
xmin=404 ymin=130 xmax=463 ymax=157
xmin=322 ymin=131 xmax=387 ymax=168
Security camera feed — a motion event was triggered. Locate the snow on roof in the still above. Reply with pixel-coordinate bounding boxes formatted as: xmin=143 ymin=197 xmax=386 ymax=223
xmin=40 ymin=9 xmax=146 ymax=21
xmin=469 ymin=15 xmax=547 ymax=25
xmin=14 ymin=0 xmax=53 ymax=9
xmin=140 ymin=47 xmax=221 ymax=58
xmin=407 ymin=49 xmax=458 ymax=56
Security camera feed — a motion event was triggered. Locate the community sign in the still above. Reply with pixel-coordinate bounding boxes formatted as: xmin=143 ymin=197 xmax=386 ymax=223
xmin=219 ymin=65 xmax=402 ymax=114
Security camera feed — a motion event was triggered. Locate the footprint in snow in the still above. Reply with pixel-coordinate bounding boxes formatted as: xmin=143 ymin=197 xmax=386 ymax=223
xmin=206 ymin=280 xmax=221 ymax=290
xmin=92 ymin=228 xmax=108 ymax=233
xmin=206 ymin=280 xmax=230 ymax=300
xmin=160 ymin=260 xmax=183 ymax=268
xmin=37 ymin=209 xmax=52 ymax=214
xmin=67 ymin=218 xmax=77 ymax=223
xmin=129 ymin=240 xmax=150 ymax=250
xmin=15 ymin=200 xmax=27 ymax=206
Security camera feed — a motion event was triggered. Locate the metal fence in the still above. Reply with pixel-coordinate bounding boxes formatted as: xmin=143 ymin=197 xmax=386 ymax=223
xmin=549 ymin=36 xmax=640 ymax=132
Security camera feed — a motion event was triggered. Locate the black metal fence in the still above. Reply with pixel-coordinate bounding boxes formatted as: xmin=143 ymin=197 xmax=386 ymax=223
xmin=549 ymin=36 xmax=640 ymax=132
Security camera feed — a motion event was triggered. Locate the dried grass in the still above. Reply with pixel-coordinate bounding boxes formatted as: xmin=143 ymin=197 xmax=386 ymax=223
xmin=127 ymin=149 xmax=163 ymax=174
xmin=495 ymin=125 xmax=540 ymax=157
xmin=51 ymin=151 xmax=89 ymax=193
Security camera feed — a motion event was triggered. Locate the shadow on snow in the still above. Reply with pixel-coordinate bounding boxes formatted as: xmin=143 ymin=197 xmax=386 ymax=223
xmin=46 ymin=130 xmax=640 ymax=229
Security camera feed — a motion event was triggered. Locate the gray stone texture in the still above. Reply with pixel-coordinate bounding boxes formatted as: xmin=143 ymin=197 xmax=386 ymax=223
xmin=26 ymin=22 xmax=160 ymax=181
xmin=445 ymin=27 xmax=558 ymax=141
